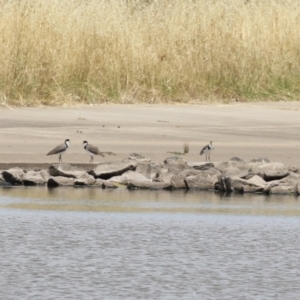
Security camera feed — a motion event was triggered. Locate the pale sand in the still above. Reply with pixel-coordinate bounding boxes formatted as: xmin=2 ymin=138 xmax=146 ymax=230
xmin=0 ymin=102 xmax=300 ymax=167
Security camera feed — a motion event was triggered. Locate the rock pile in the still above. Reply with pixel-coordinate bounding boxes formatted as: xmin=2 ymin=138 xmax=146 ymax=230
xmin=0 ymin=155 xmax=299 ymax=195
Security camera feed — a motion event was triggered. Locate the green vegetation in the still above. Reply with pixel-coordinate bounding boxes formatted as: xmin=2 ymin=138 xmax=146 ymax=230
xmin=1 ymin=0 xmax=300 ymax=106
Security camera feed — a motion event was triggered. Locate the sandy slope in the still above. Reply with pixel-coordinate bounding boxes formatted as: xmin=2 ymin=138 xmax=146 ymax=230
xmin=0 ymin=102 xmax=300 ymax=167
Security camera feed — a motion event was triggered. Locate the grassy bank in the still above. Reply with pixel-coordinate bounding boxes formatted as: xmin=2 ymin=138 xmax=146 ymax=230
xmin=1 ymin=0 xmax=300 ymax=106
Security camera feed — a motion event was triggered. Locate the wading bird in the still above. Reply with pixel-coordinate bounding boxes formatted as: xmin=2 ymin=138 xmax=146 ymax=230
xmin=200 ymin=141 xmax=214 ymax=162
xmin=47 ymin=139 xmax=70 ymax=163
xmin=83 ymin=140 xmax=104 ymax=163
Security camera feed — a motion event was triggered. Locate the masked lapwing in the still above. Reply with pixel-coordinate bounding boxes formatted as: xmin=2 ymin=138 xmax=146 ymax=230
xmin=200 ymin=141 xmax=214 ymax=162
xmin=47 ymin=139 xmax=70 ymax=163
xmin=83 ymin=140 xmax=104 ymax=163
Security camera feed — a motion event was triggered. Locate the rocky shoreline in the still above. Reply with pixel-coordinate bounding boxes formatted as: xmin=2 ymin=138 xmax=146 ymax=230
xmin=0 ymin=154 xmax=299 ymax=195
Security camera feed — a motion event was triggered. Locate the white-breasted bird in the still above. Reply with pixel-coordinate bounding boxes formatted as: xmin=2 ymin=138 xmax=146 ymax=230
xmin=200 ymin=141 xmax=214 ymax=162
xmin=47 ymin=139 xmax=70 ymax=163
xmin=83 ymin=140 xmax=104 ymax=163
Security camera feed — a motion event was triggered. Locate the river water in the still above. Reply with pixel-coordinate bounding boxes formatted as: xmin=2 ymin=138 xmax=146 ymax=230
xmin=1 ymin=187 xmax=300 ymax=300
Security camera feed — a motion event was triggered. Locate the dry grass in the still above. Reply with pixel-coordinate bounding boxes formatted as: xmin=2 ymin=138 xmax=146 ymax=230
xmin=183 ymin=142 xmax=190 ymax=154
xmin=1 ymin=0 xmax=300 ymax=106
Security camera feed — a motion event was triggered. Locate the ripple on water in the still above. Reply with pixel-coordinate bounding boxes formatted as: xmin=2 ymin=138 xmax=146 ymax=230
xmin=0 ymin=189 xmax=300 ymax=299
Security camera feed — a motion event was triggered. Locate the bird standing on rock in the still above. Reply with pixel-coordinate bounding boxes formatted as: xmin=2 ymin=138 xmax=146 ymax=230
xmin=47 ymin=139 xmax=70 ymax=163
xmin=83 ymin=140 xmax=105 ymax=163
xmin=200 ymin=141 xmax=214 ymax=162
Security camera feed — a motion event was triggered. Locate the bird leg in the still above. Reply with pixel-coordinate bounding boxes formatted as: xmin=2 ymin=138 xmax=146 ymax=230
xmin=59 ymin=154 xmax=62 ymax=163
xmin=89 ymin=155 xmax=93 ymax=163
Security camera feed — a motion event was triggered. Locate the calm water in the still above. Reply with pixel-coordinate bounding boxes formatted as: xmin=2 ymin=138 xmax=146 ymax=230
xmin=1 ymin=187 xmax=300 ymax=300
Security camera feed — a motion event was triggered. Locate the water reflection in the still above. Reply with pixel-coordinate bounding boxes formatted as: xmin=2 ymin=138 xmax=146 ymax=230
xmin=0 ymin=187 xmax=299 ymax=216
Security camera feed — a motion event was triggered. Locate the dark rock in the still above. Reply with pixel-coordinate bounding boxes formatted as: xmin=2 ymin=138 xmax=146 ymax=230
xmin=2 ymin=168 xmax=25 ymax=185
xmin=245 ymin=165 xmax=265 ymax=179
xmin=295 ymin=182 xmax=300 ymax=195
xmin=268 ymin=173 xmax=300 ymax=195
xmin=230 ymin=176 xmax=265 ymax=193
xmin=88 ymin=161 xmax=137 ymax=179
xmin=216 ymin=175 xmax=232 ymax=193
xmin=0 ymin=173 xmax=10 ymax=186
xmin=47 ymin=176 xmax=74 ymax=187
xmin=48 ymin=164 xmax=86 ymax=178
xmin=259 ymin=162 xmax=289 ymax=181
xmin=223 ymin=176 xmax=232 ymax=193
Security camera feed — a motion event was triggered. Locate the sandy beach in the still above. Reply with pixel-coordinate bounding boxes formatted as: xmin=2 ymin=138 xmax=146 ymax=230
xmin=1 ymin=102 xmax=300 ymax=168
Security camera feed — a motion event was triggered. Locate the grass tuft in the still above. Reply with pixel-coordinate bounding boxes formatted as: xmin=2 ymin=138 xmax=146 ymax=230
xmin=183 ymin=142 xmax=190 ymax=154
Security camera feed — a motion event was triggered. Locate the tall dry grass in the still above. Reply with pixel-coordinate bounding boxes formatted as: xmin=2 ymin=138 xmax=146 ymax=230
xmin=1 ymin=0 xmax=300 ymax=106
